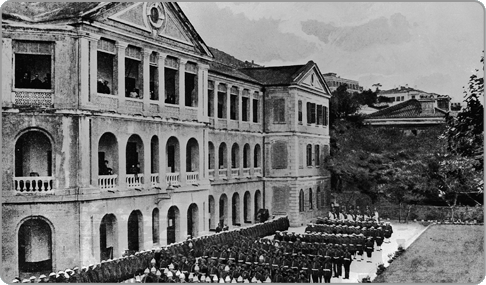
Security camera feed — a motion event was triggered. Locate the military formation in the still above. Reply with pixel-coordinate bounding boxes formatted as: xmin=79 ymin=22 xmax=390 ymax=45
xmin=15 ymin=206 xmax=394 ymax=283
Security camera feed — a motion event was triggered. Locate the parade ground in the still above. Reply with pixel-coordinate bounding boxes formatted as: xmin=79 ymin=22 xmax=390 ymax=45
xmin=279 ymin=220 xmax=427 ymax=283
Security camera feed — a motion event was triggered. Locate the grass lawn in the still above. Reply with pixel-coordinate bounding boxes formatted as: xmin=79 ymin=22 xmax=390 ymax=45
xmin=373 ymin=224 xmax=485 ymax=283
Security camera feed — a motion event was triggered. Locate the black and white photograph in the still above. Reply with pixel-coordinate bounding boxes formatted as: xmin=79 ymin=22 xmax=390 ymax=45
xmin=1 ymin=1 xmax=484 ymax=283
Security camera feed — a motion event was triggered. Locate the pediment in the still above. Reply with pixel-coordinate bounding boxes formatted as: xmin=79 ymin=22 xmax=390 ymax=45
xmin=299 ymin=67 xmax=327 ymax=92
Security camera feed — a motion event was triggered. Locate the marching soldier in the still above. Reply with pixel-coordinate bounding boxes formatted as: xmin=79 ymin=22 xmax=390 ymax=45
xmin=342 ymin=246 xmax=352 ymax=280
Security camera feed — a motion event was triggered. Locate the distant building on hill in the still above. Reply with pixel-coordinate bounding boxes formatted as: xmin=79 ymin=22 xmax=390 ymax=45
xmin=378 ymin=85 xmax=451 ymax=111
xmin=322 ymin=72 xmax=362 ymax=93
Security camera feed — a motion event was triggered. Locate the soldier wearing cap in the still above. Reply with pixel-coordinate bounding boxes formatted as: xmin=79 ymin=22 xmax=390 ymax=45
xmin=365 ymin=236 xmax=374 ymax=263
xmin=342 ymin=245 xmax=352 ymax=280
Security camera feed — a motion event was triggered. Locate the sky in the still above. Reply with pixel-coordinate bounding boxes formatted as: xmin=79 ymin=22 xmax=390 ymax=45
xmin=179 ymin=2 xmax=484 ymax=103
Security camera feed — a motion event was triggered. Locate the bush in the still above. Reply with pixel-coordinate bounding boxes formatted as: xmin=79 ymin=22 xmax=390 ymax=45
xmin=375 ymin=263 xmax=386 ymax=276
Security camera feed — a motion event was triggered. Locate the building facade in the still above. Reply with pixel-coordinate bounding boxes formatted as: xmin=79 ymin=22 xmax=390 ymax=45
xmin=378 ymin=85 xmax=451 ymax=110
xmin=2 ymin=2 xmax=331 ymax=280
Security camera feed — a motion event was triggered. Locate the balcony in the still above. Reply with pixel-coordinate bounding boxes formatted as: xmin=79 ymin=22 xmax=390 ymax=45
xmin=126 ymin=174 xmax=144 ymax=189
xmin=98 ymin=174 xmax=118 ymax=190
xmin=150 ymin=173 xmax=160 ymax=187
xmin=166 ymin=172 xmax=180 ymax=187
xmin=186 ymin=172 xmax=199 ymax=184
xmin=208 ymin=169 xmax=215 ymax=180
xmin=218 ymin=169 xmax=228 ymax=179
xmin=231 ymin=168 xmax=240 ymax=179
xmin=254 ymin=167 xmax=262 ymax=177
xmin=14 ymin=176 xmax=54 ymax=194
xmin=13 ymin=90 xmax=53 ymax=107
xmin=242 ymin=168 xmax=250 ymax=178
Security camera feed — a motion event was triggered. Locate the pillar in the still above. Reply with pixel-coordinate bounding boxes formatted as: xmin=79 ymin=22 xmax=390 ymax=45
xmin=116 ymin=42 xmax=128 ymax=102
xmin=142 ymin=49 xmax=151 ymax=111
xmin=88 ymin=36 xmax=100 ymax=101
xmin=143 ymin=136 xmax=151 ymax=189
xmin=158 ymin=53 xmax=167 ymax=110
xmin=249 ymin=90 xmax=254 ymax=124
xmin=213 ymin=81 xmax=220 ymax=127
xmin=180 ymin=204 xmax=188 ymax=241
xmin=180 ymin=138 xmax=187 ymax=186
xmin=179 ymin=59 xmax=187 ymax=108
xmin=159 ymin=131 xmax=167 ymax=190
xmin=214 ymin=141 xmax=220 ymax=180
xmin=78 ymin=117 xmax=91 ymax=187
xmin=226 ymin=84 xmax=231 ymax=125
xmin=79 ymin=37 xmax=90 ymax=105
xmin=118 ymin=135 xmax=127 ymax=190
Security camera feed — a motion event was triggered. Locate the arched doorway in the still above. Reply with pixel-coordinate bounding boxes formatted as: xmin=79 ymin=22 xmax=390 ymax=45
xmin=166 ymin=137 xmax=180 ymax=186
xmin=208 ymin=196 xmax=215 ymax=230
xmin=98 ymin=132 xmax=119 ymax=189
xmin=219 ymin=194 xmax=228 ymax=227
xmin=167 ymin=206 xmax=180 ymax=244
xmin=150 ymin=136 xmax=159 ymax=187
xmin=232 ymin=192 xmax=241 ymax=225
xmin=254 ymin=190 xmax=262 ymax=221
xmin=127 ymin=210 xmax=143 ymax=253
xmin=244 ymin=191 xmax=251 ymax=223
xmin=18 ymin=218 xmax=52 ymax=276
xmin=186 ymin=138 xmax=200 ymax=183
xmin=15 ymin=130 xmax=53 ymax=192
xmin=187 ymin=203 xmax=199 ymax=238
xmin=100 ymin=214 xmax=117 ymax=261
xmin=126 ymin=135 xmax=144 ymax=189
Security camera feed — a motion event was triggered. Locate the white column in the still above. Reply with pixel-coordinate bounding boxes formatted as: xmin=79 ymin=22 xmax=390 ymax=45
xmin=238 ymin=88 xmax=243 ymax=124
xmin=158 ymin=53 xmax=167 ymax=110
xmin=249 ymin=91 xmax=254 ymax=124
xmin=214 ymin=142 xmax=220 ymax=180
xmin=197 ymin=65 xmax=204 ymax=121
xmin=88 ymin=36 xmax=100 ymax=102
xmin=214 ymin=81 xmax=220 ymax=127
xmin=142 ymin=49 xmax=151 ymax=111
xmin=116 ymin=42 xmax=128 ymax=102
xmin=143 ymin=136 xmax=151 ymax=189
xmin=79 ymin=37 xmax=90 ymax=105
xmin=180 ymin=205 xmax=188 ymax=241
xmin=159 ymin=133 xmax=167 ymax=190
xmin=203 ymin=129 xmax=208 ymax=179
xmin=180 ymin=138 xmax=187 ymax=186
xmin=201 ymin=65 xmax=209 ymax=119
xmin=226 ymin=84 xmax=231 ymax=124
xmin=118 ymin=136 xmax=127 ymax=190
xmin=179 ymin=59 xmax=187 ymax=108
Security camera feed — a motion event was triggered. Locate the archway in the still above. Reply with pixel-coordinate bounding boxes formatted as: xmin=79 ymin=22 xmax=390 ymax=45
xmin=219 ymin=194 xmax=228 ymax=227
xmin=167 ymin=206 xmax=180 ymax=244
xmin=127 ymin=210 xmax=143 ymax=253
xmin=100 ymin=214 xmax=118 ymax=261
xmin=15 ymin=130 xmax=53 ymax=192
xmin=208 ymin=142 xmax=215 ymax=178
xmin=254 ymin=190 xmax=262 ymax=221
xmin=243 ymin=144 xmax=251 ymax=168
xmin=98 ymin=132 xmax=119 ymax=189
xmin=208 ymin=195 xmax=215 ymax=230
xmin=18 ymin=218 xmax=52 ymax=276
xmin=232 ymin=192 xmax=241 ymax=225
xmin=126 ymin=135 xmax=144 ymax=188
xmin=244 ymin=191 xmax=251 ymax=223
xmin=187 ymin=203 xmax=199 ymax=238
xmin=150 ymin=136 xmax=159 ymax=187
xmin=186 ymin=138 xmax=200 ymax=183
xmin=166 ymin=137 xmax=180 ymax=186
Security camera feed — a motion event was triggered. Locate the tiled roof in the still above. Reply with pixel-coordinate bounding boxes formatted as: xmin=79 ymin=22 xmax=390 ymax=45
xmin=367 ymin=99 xmax=447 ymax=119
xmin=239 ymin=63 xmax=310 ymax=86
xmin=208 ymin=47 xmax=262 ymax=84
xmin=379 ymin=86 xmax=425 ymax=94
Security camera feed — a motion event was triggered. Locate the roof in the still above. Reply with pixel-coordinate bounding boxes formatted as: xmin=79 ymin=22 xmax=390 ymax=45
xmin=208 ymin=47 xmax=261 ymax=84
xmin=366 ymin=99 xmax=447 ymax=119
xmin=239 ymin=63 xmax=311 ymax=86
xmin=379 ymin=86 xmax=426 ymax=95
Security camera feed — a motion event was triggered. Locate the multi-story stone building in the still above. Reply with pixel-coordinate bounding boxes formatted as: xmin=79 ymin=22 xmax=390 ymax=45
xmin=1 ymin=2 xmax=331 ymax=280
xmin=322 ymin=72 xmax=362 ymax=93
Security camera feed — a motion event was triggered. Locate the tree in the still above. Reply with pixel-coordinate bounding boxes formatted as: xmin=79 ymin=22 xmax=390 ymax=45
xmin=442 ymin=55 xmax=484 ymax=161
xmin=329 ymin=84 xmax=361 ymax=125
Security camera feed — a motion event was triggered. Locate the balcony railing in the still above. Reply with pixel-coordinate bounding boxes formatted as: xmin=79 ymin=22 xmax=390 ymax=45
xmin=218 ymin=169 xmax=227 ymax=179
xmin=150 ymin=173 xmax=160 ymax=187
xmin=14 ymin=176 xmax=54 ymax=194
xmin=242 ymin=168 xmax=250 ymax=178
xmin=166 ymin=172 xmax=180 ymax=186
xmin=231 ymin=168 xmax=240 ymax=178
xmin=208 ymin=169 xmax=215 ymax=179
xmin=126 ymin=174 xmax=144 ymax=189
xmin=254 ymin=167 xmax=262 ymax=177
xmin=186 ymin=172 xmax=199 ymax=184
xmin=14 ymin=91 xmax=53 ymax=107
xmin=99 ymin=174 xmax=118 ymax=190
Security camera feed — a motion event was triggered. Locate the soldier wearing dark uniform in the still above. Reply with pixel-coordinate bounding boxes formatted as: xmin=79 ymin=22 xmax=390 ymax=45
xmin=342 ymin=246 xmax=352 ymax=280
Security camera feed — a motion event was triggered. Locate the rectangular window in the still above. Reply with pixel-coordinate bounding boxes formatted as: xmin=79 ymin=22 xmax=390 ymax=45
xmin=310 ymin=103 xmax=317 ymax=124
xmin=217 ymin=84 xmax=227 ymax=118
xmin=208 ymin=81 xmax=214 ymax=117
xmin=317 ymin=105 xmax=323 ymax=125
xmin=273 ymin=99 xmax=285 ymax=123
xmin=315 ymin=145 xmax=320 ymax=166
xmin=230 ymin=94 xmax=238 ymax=120
xmin=307 ymin=102 xmax=311 ymax=124
xmin=306 ymin=145 xmax=312 ymax=166
xmin=298 ymin=100 xmax=303 ymax=123
xmin=253 ymin=98 xmax=259 ymax=123
xmin=125 ymin=46 xmax=142 ymax=98
xmin=14 ymin=41 xmax=53 ymax=90
xmin=242 ymin=97 xmax=249 ymax=121
xmin=165 ymin=57 xmax=179 ymax=104
xmin=185 ymin=62 xmax=197 ymax=107
xmin=401 ymin=96 xmax=404 ymax=101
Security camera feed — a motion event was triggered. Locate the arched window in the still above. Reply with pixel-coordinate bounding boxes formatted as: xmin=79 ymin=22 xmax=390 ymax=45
xmin=254 ymin=144 xmax=261 ymax=168
xmin=306 ymin=144 xmax=312 ymax=166
xmin=299 ymin=189 xmax=305 ymax=212
xmin=316 ymin=187 xmax=321 ymax=210
xmin=18 ymin=218 xmax=53 ymax=274
xmin=218 ymin=143 xmax=227 ymax=168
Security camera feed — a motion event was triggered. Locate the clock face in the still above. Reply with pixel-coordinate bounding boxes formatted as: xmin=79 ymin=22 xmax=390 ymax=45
xmin=147 ymin=3 xmax=165 ymax=29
